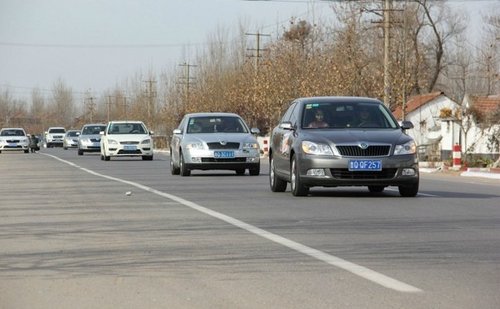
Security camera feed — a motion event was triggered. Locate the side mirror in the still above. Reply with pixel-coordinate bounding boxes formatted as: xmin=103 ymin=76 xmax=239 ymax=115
xmin=279 ymin=122 xmax=293 ymax=130
xmin=401 ymin=120 xmax=414 ymax=130
xmin=149 ymin=131 xmax=154 ymax=136
xmin=173 ymin=129 xmax=182 ymax=134
xmin=250 ymin=128 xmax=260 ymax=135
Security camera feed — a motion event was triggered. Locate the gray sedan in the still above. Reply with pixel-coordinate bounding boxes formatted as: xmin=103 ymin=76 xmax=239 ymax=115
xmin=170 ymin=112 xmax=261 ymax=176
xmin=78 ymin=123 xmax=107 ymax=155
xmin=269 ymin=96 xmax=419 ymax=196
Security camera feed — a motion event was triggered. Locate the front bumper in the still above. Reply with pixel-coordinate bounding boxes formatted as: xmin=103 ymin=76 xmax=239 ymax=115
xmin=105 ymin=144 xmax=153 ymax=157
xmin=183 ymin=148 xmax=260 ymax=170
xmin=79 ymin=140 xmax=101 ymax=152
xmin=0 ymin=143 xmax=29 ymax=151
xmin=297 ymin=153 xmax=419 ymax=187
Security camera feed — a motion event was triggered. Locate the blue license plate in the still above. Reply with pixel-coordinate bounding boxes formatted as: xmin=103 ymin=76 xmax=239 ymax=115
xmin=214 ymin=151 xmax=235 ymax=158
xmin=348 ymin=160 xmax=382 ymax=171
xmin=124 ymin=145 xmax=137 ymax=151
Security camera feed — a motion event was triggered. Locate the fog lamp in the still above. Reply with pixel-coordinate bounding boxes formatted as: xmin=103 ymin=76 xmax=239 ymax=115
xmin=307 ymin=169 xmax=326 ymax=176
xmin=191 ymin=157 xmax=202 ymax=163
xmin=402 ymin=168 xmax=416 ymax=176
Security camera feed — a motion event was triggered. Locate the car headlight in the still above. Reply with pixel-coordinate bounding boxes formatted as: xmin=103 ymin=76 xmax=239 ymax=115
xmin=108 ymin=139 xmax=118 ymax=145
xmin=394 ymin=141 xmax=416 ymax=155
xmin=243 ymin=142 xmax=259 ymax=149
xmin=186 ymin=142 xmax=204 ymax=150
xmin=141 ymin=139 xmax=151 ymax=145
xmin=302 ymin=141 xmax=333 ymax=155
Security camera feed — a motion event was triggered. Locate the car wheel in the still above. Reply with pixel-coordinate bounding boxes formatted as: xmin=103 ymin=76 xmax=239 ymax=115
xmin=170 ymin=152 xmax=180 ymax=175
xmin=78 ymin=149 xmax=83 ymax=155
xmin=290 ymin=155 xmax=309 ymax=196
xmin=249 ymin=163 xmax=260 ymax=176
xmin=236 ymin=169 xmax=245 ymax=175
xmin=269 ymin=156 xmax=287 ymax=192
xmin=180 ymin=152 xmax=191 ymax=176
xmin=368 ymin=185 xmax=385 ymax=193
xmin=142 ymin=155 xmax=153 ymax=160
xmin=63 ymin=147 xmax=67 ymax=150
xmin=398 ymin=183 xmax=419 ymax=197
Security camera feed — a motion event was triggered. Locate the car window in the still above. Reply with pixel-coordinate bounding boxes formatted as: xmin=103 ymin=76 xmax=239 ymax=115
xmin=49 ymin=128 xmax=65 ymax=133
xmin=82 ymin=125 xmax=106 ymax=135
xmin=108 ymin=123 xmax=146 ymax=134
xmin=1 ymin=129 xmax=25 ymax=136
xmin=187 ymin=116 xmax=248 ymax=134
xmin=280 ymin=102 xmax=297 ymax=123
xmin=301 ymin=101 xmax=398 ymax=129
xmin=67 ymin=131 xmax=79 ymax=137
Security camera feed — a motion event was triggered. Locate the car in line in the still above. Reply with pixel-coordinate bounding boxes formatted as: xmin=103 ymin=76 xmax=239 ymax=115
xmin=100 ymin=120 xmax=154 ymax=161
xmin=63 ymin=130 xmax=81 ymax=150
xmin=269 ymin=96 xmax=419 ymax=197
xmin=78 ymin=123 xmax=107 ymax=155
xmin=45 ymin=127 xmax=66 ymax=148
xmin=170 ymin=112 xmax=261 ymax=176
xmin=0 ymin=127 xmax=30 ymax=153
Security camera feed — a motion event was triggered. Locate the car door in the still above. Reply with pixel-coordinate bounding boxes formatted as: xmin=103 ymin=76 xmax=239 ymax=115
xmin=272 ymin=101 xmax=298 ymax=176
xmin=170 ymin=116 xmax=187 ymax=165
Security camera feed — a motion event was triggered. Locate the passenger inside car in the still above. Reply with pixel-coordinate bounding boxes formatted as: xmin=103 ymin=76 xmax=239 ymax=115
xmin=306 ymin=109 xmax=329 ymax=128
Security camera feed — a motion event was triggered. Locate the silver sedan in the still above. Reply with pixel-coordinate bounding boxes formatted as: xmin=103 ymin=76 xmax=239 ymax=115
xmin=170 ymin=112 xmax=261 ymax=176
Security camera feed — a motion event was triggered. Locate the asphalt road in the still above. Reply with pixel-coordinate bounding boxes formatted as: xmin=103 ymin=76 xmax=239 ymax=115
xmin=1 ymin=148 xmax=499 ymax=309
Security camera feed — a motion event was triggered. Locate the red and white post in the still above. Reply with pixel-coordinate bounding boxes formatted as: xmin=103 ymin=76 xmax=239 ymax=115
xmin=452 ymin=143 xmax=462 ymax=170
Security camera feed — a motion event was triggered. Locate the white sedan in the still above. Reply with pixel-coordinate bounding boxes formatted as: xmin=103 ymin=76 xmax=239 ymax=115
xmin=100 ymin=121 xmax=154 ymax=161
xmin=0 ymin=127 xmax=30 ymax=153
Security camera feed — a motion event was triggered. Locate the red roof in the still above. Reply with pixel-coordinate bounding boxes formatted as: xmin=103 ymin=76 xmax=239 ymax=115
xmin=470 ymin=95 xmax=500 ymax=116
xmin=392 ymin=91 xmax=444 ymax=120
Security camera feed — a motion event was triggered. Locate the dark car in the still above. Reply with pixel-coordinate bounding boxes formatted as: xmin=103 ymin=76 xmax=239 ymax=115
xmin=269 ymin=96 xmax=419 ymax=197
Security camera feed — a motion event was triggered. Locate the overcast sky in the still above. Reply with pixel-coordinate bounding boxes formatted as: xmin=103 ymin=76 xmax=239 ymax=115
xmin=0 ymin=0 xmax=497 ymax=101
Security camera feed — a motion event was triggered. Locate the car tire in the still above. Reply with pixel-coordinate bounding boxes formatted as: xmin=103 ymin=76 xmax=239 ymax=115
xmin=398 ymin=183 xmax=419 ymax=197
xmin=249 ymin=164 xmax=260 ymax=176
xmin=180 ymin=152 xmax=191 ymax=176
xmin=142 ymin=155 xmax=153 ymax=160
xmin=78 ymin=149 xmax=83 ymax=155
xmin=170 ymin=153 xmax=180 ymax=175
xmin=368 ymin=185 xmax=385 ymax=193
xmin=290 ymin=155 xmax=309 ymax=196
xmin=236 ymin=169 xmax=246 ymax=175
xmin=269 ymin=156 xmax=287 ymax=192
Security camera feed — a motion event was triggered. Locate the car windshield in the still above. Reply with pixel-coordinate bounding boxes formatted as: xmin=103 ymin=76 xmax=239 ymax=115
xmin=67 ymin=131 xmax=79 ymax=137
xmin=302 ymin=101 xmax=398 ymax=129
xmin=0 ymin=129 xmax=25 ymax=136
xmin=187 ymin=116 xmax=248 ymax=134
xmin=108 ymin=123 xmax=146 ymax=134
xmin=49 ymin=129 xmax=65 ymax=133
xmin=82 ymin=125 xmax=106 ymax=135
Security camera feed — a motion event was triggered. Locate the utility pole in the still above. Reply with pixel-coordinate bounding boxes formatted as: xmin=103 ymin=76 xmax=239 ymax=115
xmin=383 ymin=0 xmax=391 ymax=107
xmin=179 ymin=62 xmax=197 ymax=109
xmin=143 ymin=79 xmax=157 ymax=129
xmin=245 ymin=31 xmax=270 ymax=72
xmin=85 ymin=95 xmax=96 ymax=123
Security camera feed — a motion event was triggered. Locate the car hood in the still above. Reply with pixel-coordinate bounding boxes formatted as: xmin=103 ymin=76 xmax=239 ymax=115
xmin=80 ymin=134 xmax=101 ymax=140
xmin=301 ymin=128 xmax=412 ymax=145
xmin=106 ymin=134 xmax=150 ymax=141
xmin=182 ymin=133 xmax=257 ymax=145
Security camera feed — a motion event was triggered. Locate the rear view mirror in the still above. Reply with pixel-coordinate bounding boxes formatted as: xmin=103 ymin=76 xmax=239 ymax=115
xmin=400 ymin=121 xmax=414 ymax=130
xmin=250 ymin=128 xmax=260 ymax=135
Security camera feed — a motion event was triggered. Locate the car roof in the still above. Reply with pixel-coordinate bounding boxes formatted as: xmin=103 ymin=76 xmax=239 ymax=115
xmin=185 ymin=112 xmax=242 ymax=118
xmin=0 ymin=127 xmax=26 ymax=131
xmin=295 ymin=96 xmax=383 ymax=104
xmin=108 ymin=120 xmax=144 ymax=124
xmin=82 ymin=123 xmax=106 ymax=127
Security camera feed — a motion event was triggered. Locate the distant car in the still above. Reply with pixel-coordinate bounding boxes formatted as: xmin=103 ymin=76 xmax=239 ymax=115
xmin=269 ymin=96 xmax=419 ymax=197
xmin=0 ymin=127 xmax=30 ymax=153
xmin=78 ymin=123 xmax=107 ymax=155
xmin=63 ymin=130 xmax=80 ymax=150
xmin=170 ymin=112 xmax=260 ymax=176
xmin=100 ymin=120 xmax=154 ymax=161
xmin=45 ymin=127 xmax=66 ymax=147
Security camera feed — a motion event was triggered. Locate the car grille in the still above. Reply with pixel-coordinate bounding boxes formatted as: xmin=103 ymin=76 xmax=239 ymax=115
xmin=117 ymin=149 xmax=142 ymax=154
xmin=6 ymin=139 xmax=20 ymax=143
xmin=207 ymin=142 xmax=239 ymax=150
xmin=330 ymin=168 xmax=397 ymax=179
xmin=90 ymin=138 xmax=100 ymax=142
xmin=336 ymin=145 xmax=391 ymax=157
xmin=4 ymin=145 xmax=22 ymax=149
xmin=201 ymin=158 xmax=246 ymax=163
xmin=120 ymin=141 xmax=139 ymax=145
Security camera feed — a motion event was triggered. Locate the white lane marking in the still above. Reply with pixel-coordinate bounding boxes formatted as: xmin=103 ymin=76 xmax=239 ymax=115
xmin=44 ymin=154 xmax=423 ymax=293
